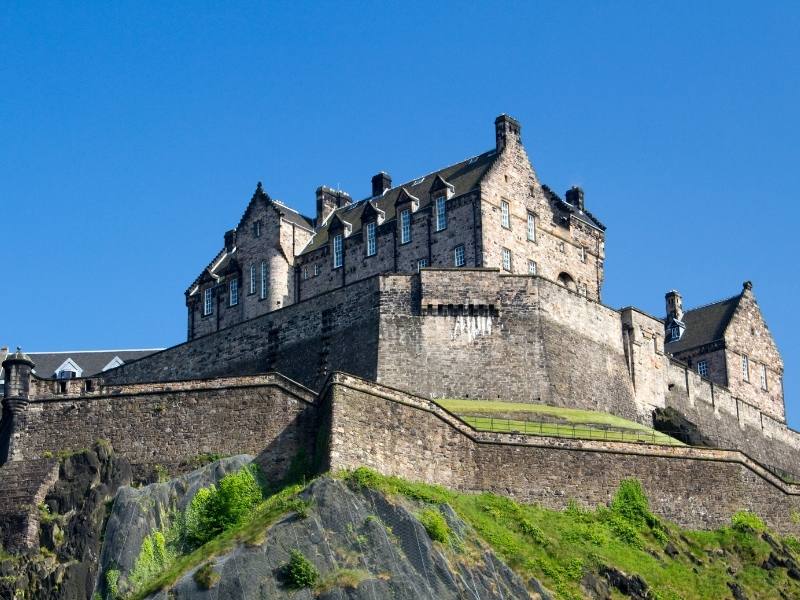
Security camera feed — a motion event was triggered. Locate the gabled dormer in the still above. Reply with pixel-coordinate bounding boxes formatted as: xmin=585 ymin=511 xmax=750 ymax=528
xmin=361 ymin=200 xmax=385 ymax=225
xmin=328 ymin=213 xmax=352 ymax=269
xmin=430 ymin=175 xmax=454 ymax=233
xmin=430 ymin=174 xmax=454 ymax=200
xmin=395 ymin=187 xmax=420 ymax=213
xmin=52 ymin=357 xmax=82 ymax=379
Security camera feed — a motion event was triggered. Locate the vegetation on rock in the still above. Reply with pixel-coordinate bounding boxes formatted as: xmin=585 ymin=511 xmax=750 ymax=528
xmin=284 ymin=549 xmax=320 ymax=588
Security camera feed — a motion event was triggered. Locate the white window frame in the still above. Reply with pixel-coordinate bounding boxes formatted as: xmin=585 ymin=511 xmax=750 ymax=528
xmin=417 ymin=258 xmax=428 ymax=272
xmin=229 ymin=278 xmax=238 ymax=306
xmin=435 ymin=196 xmax=447 ymax=231
xmin=760 ymin=364 xmax=768 ymax=390
xmin=260 ymin=261 xmax=268 ymax=299
xmin=203 ymin=287 xmax=213 ymax=316
xmin=333 ymin=234 xmax=343 ymax=268
xmin=580 ymin=246 xmax=587 ymax=263
xmin=502 ymin=247 xmax=512 ymax=272
xmin=527 ymin=212 xmax=536 ymax=241
xmin=249 ymin=265 xmax=256 ymax=294
xmin=669 ymin=327 xmax=681 ymax=341
xmin=742 ymin=355 xmax=750 ymax=382
xmin=400 ymin=209 xmax=411 ymax=244
xmin=454 ymin=245 xmax=465 ymax=267
xmin=501 ymin=200 xmax=510 ymax=229
xmin=314 ymin=263 xmax=320 ymax=276
xmin=697 ymin=360 xmax=708 ymax=377
xmin=366 ymin=221 xmax=377 ymax=256
xmin=528 ymin=260 xmax=537 ymax=275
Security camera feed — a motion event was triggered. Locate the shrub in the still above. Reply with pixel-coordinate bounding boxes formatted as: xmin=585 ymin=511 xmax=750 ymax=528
xmin=611 ymin=479 xmax=652 ymax=526
xmin=606 ymin=513 xmax=643 ymax=548
xmin=784 ymin=535 xmax=800 ymax=554
xmin=105 ymin=568 xmax=121 ymax=599
xmin=130 ymin=530 xmax=174 ymax=589
xmin=347 ymin=467 xmax=381 ymax=489
xmin=285 ymin=550 xmax=319 ymax=588
xmin=519 ymin=519 xmax=546 ymax=544
xmin=193 ymin=562 xmax=220 ymax=590
xmin=731 ymin=511 xmax=766 ymax=534
xmin=419 ymin=507 xmax=450 ymax=543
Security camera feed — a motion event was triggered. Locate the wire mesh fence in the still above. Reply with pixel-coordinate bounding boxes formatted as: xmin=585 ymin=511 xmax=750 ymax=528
xmin=459 ymin=415 xmax=685 ymax=446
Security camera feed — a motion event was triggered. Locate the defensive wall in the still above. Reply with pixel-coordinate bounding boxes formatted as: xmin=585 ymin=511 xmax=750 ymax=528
xmin=322 ymin=373 xmax=800 ymax=534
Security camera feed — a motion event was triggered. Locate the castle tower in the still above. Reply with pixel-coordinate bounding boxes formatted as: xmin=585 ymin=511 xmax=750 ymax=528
xmin=1 ymin=347 xmax=35 ymax=464
xmin=665 ymin=290 xmax=684 ymax=322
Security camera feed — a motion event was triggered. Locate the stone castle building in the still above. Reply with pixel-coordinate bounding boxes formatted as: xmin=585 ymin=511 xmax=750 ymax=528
xmin=185 ymin=115 xmax=606 ymax=340
xmin=1 ymin=113 xmax=796 ymax=552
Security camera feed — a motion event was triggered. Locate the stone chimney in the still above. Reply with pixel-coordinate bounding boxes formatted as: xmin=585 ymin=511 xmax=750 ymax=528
xmin=495 ymin=114 xmax=521 ymax=152
xmin=224 ymin=229 xmax=236 ymax=252
xmin=665 ymin=290 xmax=684 ymax=322
xmin=565 ymin=186 xmax=585 ymax=211
xmin=316 ymin=186 xmax=352 ymax=226
xmin=371 ymin=172 xmax=392 ymax=197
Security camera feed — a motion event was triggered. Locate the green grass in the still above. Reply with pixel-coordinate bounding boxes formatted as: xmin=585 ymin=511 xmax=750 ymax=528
xmin=342 ymin=467 xmax=800 ymax=600
xmin=436 ymin=399 xmax=683 ymax=446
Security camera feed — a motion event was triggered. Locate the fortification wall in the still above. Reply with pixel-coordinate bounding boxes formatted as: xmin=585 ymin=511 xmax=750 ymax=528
xmin=324 ymin=374 xmax=800 ymax=533
xmin=376 ymin=269 xmax=640 ymax=422
xmin=104 ymin=275 xmax=381 ymax=390
xmin=6 ymin=374 xmax=316 ymax=481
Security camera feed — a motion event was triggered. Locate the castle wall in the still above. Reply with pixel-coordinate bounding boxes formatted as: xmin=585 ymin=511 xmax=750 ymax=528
xmin=620 ymin=307 xmax=667 ymax=418
xmin=7 ymin=374 xmax=316 ymax=481
xmin=105 ymin=275 xmax=381 ymax=390
xmin=376 ymin=269 xmax=640 ymax=421
xmin=325 ymin=374 xmax=800 ymax=534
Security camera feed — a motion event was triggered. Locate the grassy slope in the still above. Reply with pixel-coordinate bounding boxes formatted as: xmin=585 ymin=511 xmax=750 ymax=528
xmin=129 ymin=468 xmax=800 ymax=600
xmin=436 ymin=399 xmax=683 ymax=446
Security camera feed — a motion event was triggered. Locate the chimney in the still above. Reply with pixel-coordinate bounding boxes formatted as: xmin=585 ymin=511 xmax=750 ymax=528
xmin=316 ymin=186 xmax=352 ymax=226
xmin=495 ymin=114 xmax=521 ymax=152
xmin=224 ymin=229 xmax=236 ymax=252
xmin=371 ymin=172 xmax=392 ymax=197
xmin=565 ymin=186 xmax=585 ymax=211
xmin=665 ymin=290 xmax=684 ymax=322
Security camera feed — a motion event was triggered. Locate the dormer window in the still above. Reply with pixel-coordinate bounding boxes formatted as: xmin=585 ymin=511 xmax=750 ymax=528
xmin=203 ymin=288 xmax=213 ymax=315
xmin=366 ymin=222 xmax=377 ymax=256
xmin=400 ymin=209 xmax=411 ymax=244
xmin=58 ymin=369 xmax=77 ymax=380
xmin=333 ymin=234 xmax=344 ymax=268
xmin=435 ymin=196 xmax=447 ymax=231
xmin=54 ymin=357 xmax=83 ymax=379
xmin=669 ymin=326 xmax=681 ymax=341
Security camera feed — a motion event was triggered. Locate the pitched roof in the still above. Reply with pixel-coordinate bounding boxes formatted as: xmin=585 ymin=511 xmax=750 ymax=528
xmin=20 ymin=349 xmax=163 ymax=379
xmin=541 ymin=185 xmax=606 ymax=231
xmin=664 ymin=294 xmax=742 ymax=353
xmin=300 ymin=149 xmax=499 ymax=254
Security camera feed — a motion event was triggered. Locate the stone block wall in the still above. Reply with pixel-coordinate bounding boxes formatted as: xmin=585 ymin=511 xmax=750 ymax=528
xmin=6 ymin=374 xmax=317 ymax=481
xmin=0 ymin=458 xmax=59 ymax=552
xmin=323 ymin=373 xmax=800 ymax=534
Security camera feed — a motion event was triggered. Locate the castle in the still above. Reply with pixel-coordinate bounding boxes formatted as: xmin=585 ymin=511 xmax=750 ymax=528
xmin=1 ymin=114 xmax=796 ymax=553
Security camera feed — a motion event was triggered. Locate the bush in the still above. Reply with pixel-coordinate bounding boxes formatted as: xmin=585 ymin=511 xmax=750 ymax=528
xmin=347 ymin=467 xmax=381 ymax=489
xmin=611 ymin=479 xmax=652 ymax=526
xmin=731 ymin=511 xmax=766 ymax=534
xmin=519 ymin=519 xmax=546 ymax=544
xmin=185 ymin=465 xmax=263 ymax=546
xmin=285 ymin=550 xmax=319 ymax=588
xmin=105 ymin=568 xmax=121 ymax=600
xmin=193 ymin=562 xmax=220 ymax=590
xmin=130 ymin=530 xmax=174 ymax=589
xmin=419 ymin=507 xmax=451 ymax=543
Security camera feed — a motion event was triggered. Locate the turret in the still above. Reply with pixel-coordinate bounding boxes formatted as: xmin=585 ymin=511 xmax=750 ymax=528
xmin=665 ymin=290 xmax=684 ymax=322
xmin=1 ymin=347 xmax=34 ymax=464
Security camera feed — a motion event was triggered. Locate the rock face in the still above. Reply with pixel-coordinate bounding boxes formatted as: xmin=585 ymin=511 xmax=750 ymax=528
xmin=121 ymin=476 xmax=537 ymax=600
xmin=0 ymin=442 xmax=131 ymax=600
xmin=652 ymin=407 xmax=715 ymax=447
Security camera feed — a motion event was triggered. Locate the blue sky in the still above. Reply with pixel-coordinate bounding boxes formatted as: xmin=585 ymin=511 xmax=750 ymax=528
xmin=2 ymin=3 xmax=798 ymax=423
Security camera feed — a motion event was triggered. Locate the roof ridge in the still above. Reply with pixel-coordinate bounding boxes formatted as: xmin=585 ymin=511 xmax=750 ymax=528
xmin=25 ymin=348 xmax=165 ymax=354
xmin=685 ymin=293 xmax=742 ymax=313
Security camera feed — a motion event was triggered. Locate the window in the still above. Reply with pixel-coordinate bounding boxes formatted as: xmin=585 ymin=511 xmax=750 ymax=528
xmin=528 ymin=260 xmax=537 ymax=275
xmin=435 ymin=196 xmax=447 ymax=231
xmin=253 ymin=220 xmax=261 ymax=238
xmin=249 ymin=265 xmax=256 ymax=294
xmin=527 ymin=212 xmax=536 ymax=241
xmin=742 ymin=355 xmax=750 ymax=382
xmin=366 ymin=222 xmax=377 ymax=256
xmin=669 ymin=327 xmax=681 ymax=341
xmin=417 ymin=258 xmax=428 ymax=272
xmin=400 ymin=209 xmax=411 ymax=244
xmin=57 ymin=369 xmax=76 ymax=380
xmin=203 ymin=287 xmax=213 ymax=315
xmin=502 ymin=248 xmax=512 ymax=272
xmin=580 ymin=246 xmax=587 ymax=263
xmin=260 ymin=260 xmax=267 ymax=299
xmin=558 ymin=241 xmax=565 ymax=253
xmin=697 ymin=360 xmax=708 ymax=377
xmin=229 ymin=279 xmax=238 ymax=306
xmin=333 ymin=234 xmax=343 ymax=268
xmin=314 ymin=264 xmax=320 ymax=276
xmin=501 ymin=200 xmax=510 ymax=228
xmin=760 ymin=365 xmax=768 ymax=390
xmin=302 ymin=266 xmax=308 ymax=280
xmin=454 ymin=245 xmax=465 ymax=267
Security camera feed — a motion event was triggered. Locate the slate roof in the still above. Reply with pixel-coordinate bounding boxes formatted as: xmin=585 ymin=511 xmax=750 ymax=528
xmin=664 ymin=294 xmax=742 ymax=354
xmin=541 ymin=185 xmax=606 ymax=231
xmin=21 ymin=349 xmax=163 ymax=378
xmin=300 ymin=149 xmax=499 ymax=254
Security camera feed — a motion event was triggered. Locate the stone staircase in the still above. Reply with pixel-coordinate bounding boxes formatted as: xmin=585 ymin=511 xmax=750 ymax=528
xmin=0 ymin=458 xmax=59 ymax=552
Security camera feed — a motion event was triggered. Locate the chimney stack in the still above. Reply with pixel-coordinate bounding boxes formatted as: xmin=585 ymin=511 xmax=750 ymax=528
xmin=495 ymin=114 xmax=521 ymax=152
xmin=565 ymin=186 xmax=585 ymax=211
xmin=665 ymin=290 xmax=684 ymax=322
xmin=316 ymin=186 xmax=352 ymax=226
xmin=371 ymin=172 xmax=392 ymax=197
xmin=224 ymin=229 xmax=236 ymax=252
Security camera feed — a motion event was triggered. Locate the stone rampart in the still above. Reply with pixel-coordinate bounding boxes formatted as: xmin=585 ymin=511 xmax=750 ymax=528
xmin=0 ymin=458 xmax=59 ymax=552
xmin=323 ymin=373 xmax=800 ymax=533
xmin=5 ymin=373 xmax=317 ymax=481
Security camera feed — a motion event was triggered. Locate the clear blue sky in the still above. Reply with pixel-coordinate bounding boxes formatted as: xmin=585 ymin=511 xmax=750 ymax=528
xmin=2 ymin=3 xmax=798 ymax=422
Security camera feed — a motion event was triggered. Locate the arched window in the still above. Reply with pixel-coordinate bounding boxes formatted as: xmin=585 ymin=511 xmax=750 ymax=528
xmin=557 ymin=272 xmax=577 ymax=291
